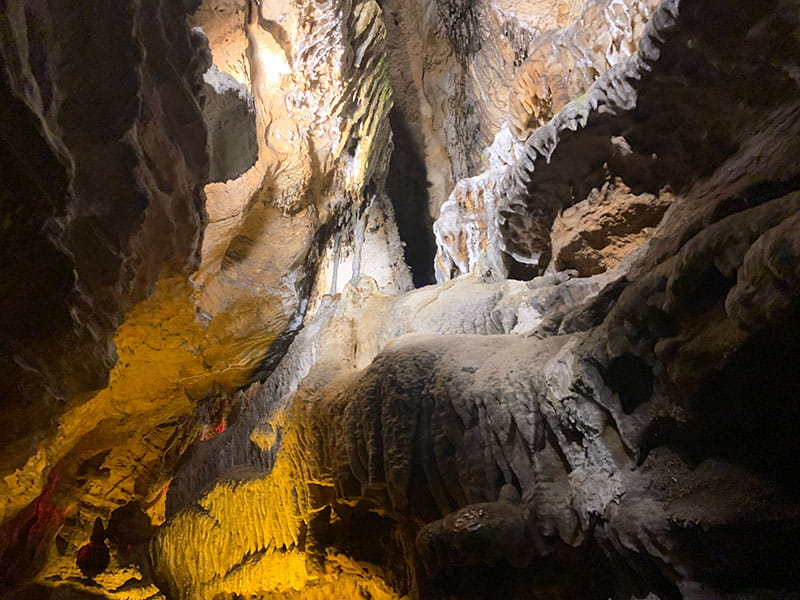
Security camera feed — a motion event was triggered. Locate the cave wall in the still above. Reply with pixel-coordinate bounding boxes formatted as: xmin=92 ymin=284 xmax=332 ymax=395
xmin=1 ymin=0 xmax=410 ymax=595
xmin=0 ymin=0 xmax=208 ymax=464
xmin=380 ymin=0 xmax=598 ymax=283
xmin=2 ymin=0 xmax=800 ymax=599
xmin=156 ymin=1 xmax=800 ymax=599
xmin=433 ymin=0 xmax=662 ymax=281
xmin=0 ymin=0 xmax=209 ymax=532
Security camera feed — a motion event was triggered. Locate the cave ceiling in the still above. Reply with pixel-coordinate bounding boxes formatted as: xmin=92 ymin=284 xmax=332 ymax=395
xmin=1 ymin=0 xmax=800 ymax=599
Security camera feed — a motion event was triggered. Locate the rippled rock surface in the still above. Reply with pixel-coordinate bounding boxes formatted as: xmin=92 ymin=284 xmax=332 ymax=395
xmin=3 ymin=1 xmax=800 ymax=599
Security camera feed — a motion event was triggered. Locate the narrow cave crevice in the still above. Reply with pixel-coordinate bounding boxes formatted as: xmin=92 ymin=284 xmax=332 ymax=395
xmin=602 ymin=354 xmax=654 ymax=414
xmin=506 ymin=259 xmax=540 ymax=281
xmin=711 ymin=172 xmax=800 ymax=222
xmin=386 ymin=107 xmax=437 ymax=287
xmin=691 ymin=310 xmax=800 ymax=492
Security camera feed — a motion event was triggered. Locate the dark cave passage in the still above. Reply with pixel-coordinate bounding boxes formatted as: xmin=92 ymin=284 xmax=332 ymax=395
xmin=386 ymin=107 xmax=437 ymax=287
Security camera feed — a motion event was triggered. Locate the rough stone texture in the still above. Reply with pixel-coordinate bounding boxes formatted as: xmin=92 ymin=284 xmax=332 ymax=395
xmin=433 ymin=172 xmax=503 ymax=281
xmin=308 ymin=192 xmax=413 ymax=311
xmin=191 ymin=0 xmax=411 ymax=332
xmin=0 ymin=0 xmax=207 ymax=523
xmin=3 ymin=0 xmax=800 ymax=599
xmin=549 ymin=179 xmax=673 ymax=275
xmin=436 ymin=0 xmax=800 ymax=281
xmin=154 ymin=1 xmax=800 ymax=599
xmin=433 ymin=0 xmax=661 ymax=282
xmin=151 ymin=268 xmax=615 ymax=600
xmin=0 ymin=0 xmax=410 ymax=597
xmin=509 ymin=0 xmax=658 ymax=138
xmin=496 ymin=0 xmax=752 ymax=270
xmin=201 ymin=64 xmax=257 ymax=183
xmin=381 ymin=0 xmax=612 ymax=282
xmin=495 ymin=0 xmax=684 ymax=270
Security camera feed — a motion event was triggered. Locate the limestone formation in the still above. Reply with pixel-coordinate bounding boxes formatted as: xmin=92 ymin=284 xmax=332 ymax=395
xmin=1 ymin=0 xmax=407 ymax=595
xmin=509 ymin=0 xmax=659 ymax=138
xmin=433 ymin=0 xmax=663 ymax=282
xmin=2 ymin=0 xmax=800 ymax=599
xmin=381 ymin=0 xmax=608 ymax=282
xmin=153 ymin=2 xmax=800 ymax=599
xmin=0 ymin=0 xmax=208 ymax=531
xmin=433 ymin=172 xmax=504 ymax=282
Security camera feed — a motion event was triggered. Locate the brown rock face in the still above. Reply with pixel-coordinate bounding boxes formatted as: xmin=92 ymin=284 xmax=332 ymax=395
xmin=509 ymin=0 xmax=658 ymax=138
xmin=154 ymin=1 xmax=800 ymax=599
xmin=380 ymin=0 xmax=596 ymax=282
xmin=432 ymin=0 xmax=663 ymax=283
xmin=549 ymin=179 xmax=673 ymax=276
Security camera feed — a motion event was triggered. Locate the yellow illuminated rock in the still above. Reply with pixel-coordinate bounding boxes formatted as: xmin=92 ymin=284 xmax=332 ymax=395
xmin=1 ymin=2 xmax=398 ymax=596
xmin=153 ymin=402 xmax=406 ymax=600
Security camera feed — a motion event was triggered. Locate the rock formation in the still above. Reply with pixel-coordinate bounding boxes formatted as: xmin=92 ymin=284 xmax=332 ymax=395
xmin=2 ymin=0 xmax=800 ymax=599
xmin=1 ymin=0 xmax=407 ymax=595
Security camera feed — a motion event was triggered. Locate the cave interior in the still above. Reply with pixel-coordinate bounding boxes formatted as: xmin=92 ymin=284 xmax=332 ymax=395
xmin=1 ymin=0 xmax=800 ymax=599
